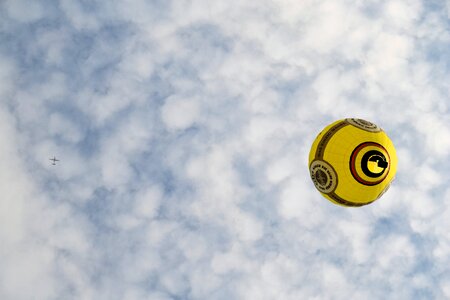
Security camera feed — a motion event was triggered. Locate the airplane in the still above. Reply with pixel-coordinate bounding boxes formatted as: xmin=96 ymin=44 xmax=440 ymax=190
xmin=49 ymin=156 xmax=60 ymax=165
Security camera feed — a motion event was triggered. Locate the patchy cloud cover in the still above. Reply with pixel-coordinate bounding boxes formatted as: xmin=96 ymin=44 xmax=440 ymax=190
xmin=1 ymin=0 xmax=450 ymax=299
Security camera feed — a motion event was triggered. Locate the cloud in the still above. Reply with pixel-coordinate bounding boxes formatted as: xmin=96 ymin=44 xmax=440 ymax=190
xmin=161 ymin=96 xmax=200 ymax=131
xmin=0 ymin=106 xmax=89 ymax=300
xmin=3 ymin=0 xmax=45 ymax=23
xmin=1 ymin=0 xmax=450 ymax=299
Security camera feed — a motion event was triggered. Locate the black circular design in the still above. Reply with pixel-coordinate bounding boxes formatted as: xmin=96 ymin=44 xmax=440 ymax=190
xmin=361 ymin=150 xmax=388 ymax=178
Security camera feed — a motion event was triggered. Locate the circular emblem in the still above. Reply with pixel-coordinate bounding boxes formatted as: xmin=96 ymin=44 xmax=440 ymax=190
xmin=310 ymin=160 xmax=338 ymax=193
xmin=350 ymin=142 xmax=390 ymax=186
xmin=346 ymin=118 xmax=381 ymax=132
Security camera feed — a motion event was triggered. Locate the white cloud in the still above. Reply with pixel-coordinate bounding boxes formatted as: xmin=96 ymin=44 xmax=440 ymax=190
xmin=4 ymin=0 xmax=45 ymax=23
xmin=161 ymin=96 xmax=200 ymax=131
xmin=59 ymin=0 xmax=100 ymax=30
xmin=265 ymin=156 xmax=296 ymax=184
xmin=448 ymin=1 xmax=450 ymax=18
xmin=1 ymin=245 xmax=57 ymax=299
xmin=338 ymin=218 xmax=372 ymax=264
xmin=383 ymin=0 xmax=422 ymax=29
xmin=49 ymin=112 xmax=83 ymax=143
xmin=278 ymin=177 xmax=324 ymax=226
xmin=364 ymin=32 xmax=414 ymax=82
xmin=35 ymin=29 xmax=71 ymax=66
xmin=118 ymin=48 xmax=155 ymax=80
xmin=133 ymin=185 xmax=163 ymax=219
xmin=302 ymin=1 xmax=353 ymax=54
xmin=0 ymin=107 xmax=91 ymax=300
xmin=0 ymin=108 xmax=28 ymax=247
xmin=211 ymin=243 xmax=255 ymax=275
xmin=442 ymin=280 xmax=450 ymax=299
xmin=2 ymin=0 xmax=450 ymax=299
xmin=321 ymin=263 xmax=351 ymax=297
xmin=415 ymin=113 xmax=450 ymax=157
xmin=376 ymin=234 xmax=417 ymax=272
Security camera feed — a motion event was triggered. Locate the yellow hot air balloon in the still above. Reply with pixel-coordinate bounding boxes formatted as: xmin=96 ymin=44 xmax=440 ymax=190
xmin=308 ymin=118 xmax=397 ymax=207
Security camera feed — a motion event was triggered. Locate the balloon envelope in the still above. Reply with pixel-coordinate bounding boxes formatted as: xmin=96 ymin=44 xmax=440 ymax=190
xmin=308 ymin=118 xmax=397 ymax=207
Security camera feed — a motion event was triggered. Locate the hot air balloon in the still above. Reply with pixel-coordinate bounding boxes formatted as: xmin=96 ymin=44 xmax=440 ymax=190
xmin=308 ymin=118 xmax=397 ymax=207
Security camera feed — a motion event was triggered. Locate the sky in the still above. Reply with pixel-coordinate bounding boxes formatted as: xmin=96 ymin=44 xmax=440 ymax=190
xmin=0 ymin=0 xmax=450 ymax=299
